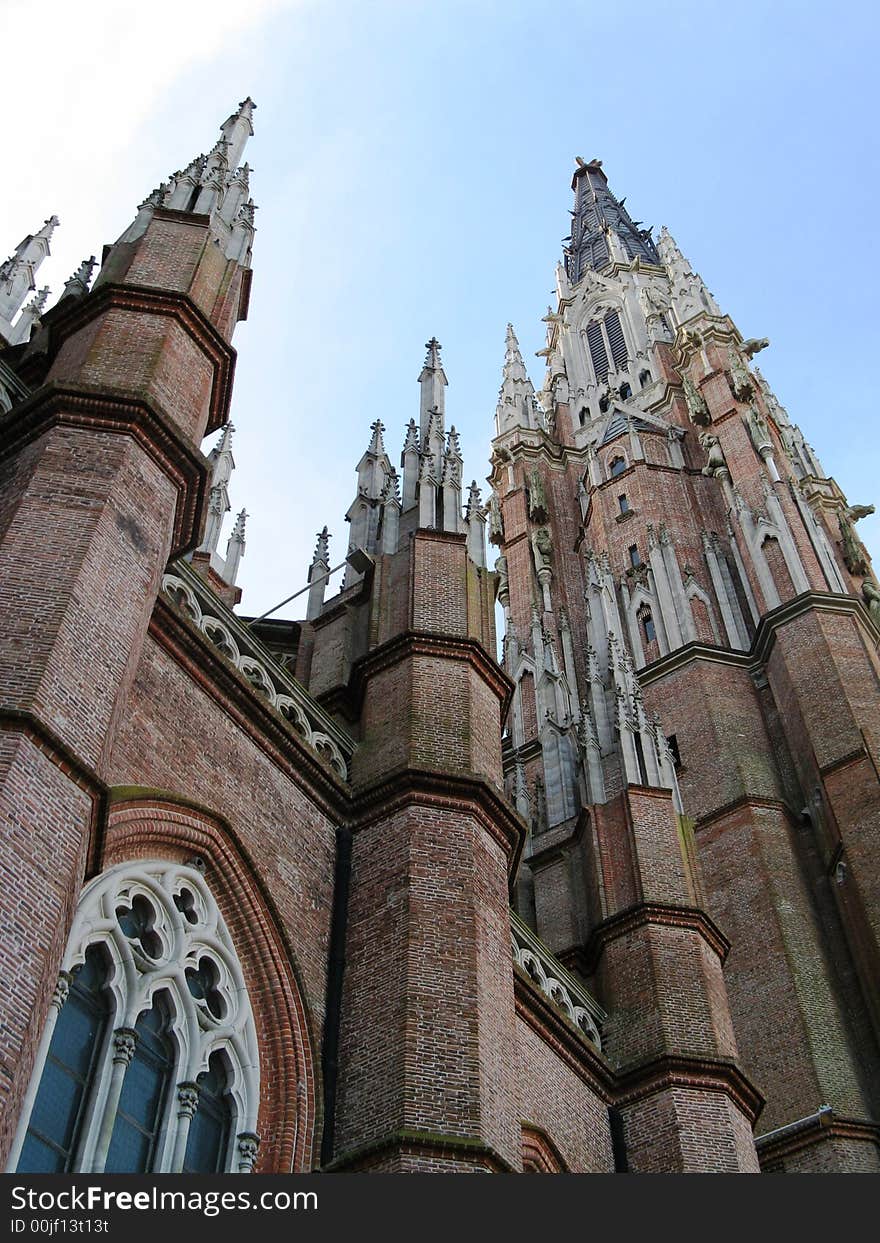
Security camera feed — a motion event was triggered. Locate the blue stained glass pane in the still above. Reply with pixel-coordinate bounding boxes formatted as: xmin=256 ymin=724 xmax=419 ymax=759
xmin=17 ymin=946 xmax=110 ymax=1174
xmin=183 ymin=1110 xmax=224 ymax=1173
xmin=104 ymin=1120 xmax=151 ymax=1174
xmin=17 ymin=1132 xmax=64 ymax=1173
xmin=104 ymin=995 xmax=174 ymax=1173
xmin=122 ymin=1054 xmax=167 ymax=1129
xmin=28 ymin=1060 xmax=82 ymax=1148
xmin=182 ymin=1054 xmax=231 ymax=1173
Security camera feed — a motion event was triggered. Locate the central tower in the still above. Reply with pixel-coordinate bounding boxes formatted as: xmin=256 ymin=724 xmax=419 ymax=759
xmin=489 ymin=158 xmax=880 ymax=1172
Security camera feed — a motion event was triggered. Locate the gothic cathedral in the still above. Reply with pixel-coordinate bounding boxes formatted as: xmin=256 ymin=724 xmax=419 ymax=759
xmin=0 ymin=104 xmax=878 ymax=1174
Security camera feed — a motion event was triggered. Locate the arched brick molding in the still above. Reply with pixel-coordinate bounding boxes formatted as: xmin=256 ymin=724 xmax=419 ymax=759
xmin=100 ymin=791 xmax=318 ymax=1172
xmin=521 ymin=1123 xmax=568 ymax=1173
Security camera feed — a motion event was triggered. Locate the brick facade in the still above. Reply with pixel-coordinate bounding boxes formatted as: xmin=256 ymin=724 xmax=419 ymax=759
xmin=0 ymin=120 xmax=877 ymax=1174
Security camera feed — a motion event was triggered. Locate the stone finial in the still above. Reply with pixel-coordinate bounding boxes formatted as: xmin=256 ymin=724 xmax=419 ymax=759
xmin=60 ymin=256 xmax=97 ymax=302
xmin=402 ymin=418 xmax=420 ymax=452
xmin=368 ymin=419 xmax=386 ymax=456
xmin=418 ymin=336 xmax=447 ymax=440
xmin=311 ymin=525 xmax=331 ymax=571
xmin=465 ymin=480 xmax=482 ymax=518
xmin=422 ymin=336 xmax=443 ymax=370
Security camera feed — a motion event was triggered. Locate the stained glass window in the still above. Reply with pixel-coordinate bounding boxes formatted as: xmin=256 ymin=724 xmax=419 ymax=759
xmin=104 ymin=995 xmax=175 ymax=1173
xmin=17 ymin=946 xmax=110 ymax=1173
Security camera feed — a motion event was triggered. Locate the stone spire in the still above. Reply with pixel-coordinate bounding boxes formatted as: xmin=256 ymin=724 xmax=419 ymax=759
xmin=0 ymin=215 xmax=59 ymax=339
xmin=657 ymin=226 xmax=721 ymax=322
xmin=6 ymin=287 xmax=50 ymax=346
xmin=59 ymin=256 xmax=97 ymax=303
xmin=200 ymin=423 xmax=235 ymax=554
xmin=219 ymin=98 xmax=256 ymax=174
xmin=565 ymin=159 xmax=658 ymax=285
xmin=418 ymin=337 xmax=447 ymax=443
xmin=495 ymin=323 xmax=539 ymax=436
xmin=224 ymin=509 xmax=247 ymax=585
xmin=110 ymin=100 xmax=257 ymax=267
xmin=307 ymin=526 xmax=331 ymax=620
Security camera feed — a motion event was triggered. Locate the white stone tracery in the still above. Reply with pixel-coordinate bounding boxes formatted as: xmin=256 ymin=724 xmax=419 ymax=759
xmin=9 ymin=861 xmax=261 ymax=1174
xmin=161 ymin=571 xmax=349 ymax=779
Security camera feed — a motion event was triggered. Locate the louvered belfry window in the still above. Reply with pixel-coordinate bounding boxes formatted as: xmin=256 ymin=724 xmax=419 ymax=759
xmin=605 ymin=311 xmax=628 ymax=370
xmin=586 ymin=322 xmax=609 ymax=381
xmin=586 ymin=311 xmax=628 ymax=384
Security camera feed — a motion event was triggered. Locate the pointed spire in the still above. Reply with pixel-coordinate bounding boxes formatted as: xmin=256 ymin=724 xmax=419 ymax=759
xmin=307 ymin=526 xmax=331 ymax=619
xmin=113 ymin=101 xmax=256 ymax=263
xmin=220 ymin=97 xmax=256 ymax=172
xmin=465 ymin=480 xmax=482 ymax=518
xmin=565 ymin=161 xmax=658 ymax=285
xmin=418 ymin=336 xmax=447 ymax=442
xmin=224 ymin=508 xmax=247 ymax=586
xmin=495 ymin=322 xmax=538 ymax=436
xmin=60 ymin=256 xmax=97 ymax=303
xmin=368 ymin=419 xmax=386 ymax=456
xmin=0 ymin=215 xmax=59 ymax=335
xmin=402 ymin=418 xmax=420 ymax=452
xmin=310 ymin=526 xmax=331 ymax=575
xmin=6 ymin=286 xmax=50 ymax=345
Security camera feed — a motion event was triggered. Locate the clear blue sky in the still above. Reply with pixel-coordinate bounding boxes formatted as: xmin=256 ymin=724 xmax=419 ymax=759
xmin=5 ymin=0 xmax=879 ymax=615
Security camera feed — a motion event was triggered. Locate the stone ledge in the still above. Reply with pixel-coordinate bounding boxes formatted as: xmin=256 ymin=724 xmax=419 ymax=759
xmin=0 ymin=383 xmax=208 ymax=555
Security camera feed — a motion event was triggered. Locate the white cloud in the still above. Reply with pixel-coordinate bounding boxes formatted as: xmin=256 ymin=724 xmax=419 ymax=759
xmin=0 ymin=0 xmax=298 ymax=291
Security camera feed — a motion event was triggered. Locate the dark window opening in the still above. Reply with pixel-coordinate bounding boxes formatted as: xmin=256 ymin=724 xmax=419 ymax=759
xmin=618 ymin=494 xmax=629 ymax=514
xmin=183 ymin=1053 xmax=233 ymax=1174
xmin=633 ymin=733 xmax=649 ymax=785
xmin=610 ymin=456 xmax=626 ymax=478
xmin=586 ymin=321 xmax=609 ymax=382
xmin=642 ymin=611 xmax=656 ymax=644
xmin=639 ymin=369 xmax=651 ymax=388
xmin=629 ymin=544 xmax=641 ymax=568
xmin=667 ymin=734 xmax=682 ymax=768
xmin=605 ymin=311 xmax=628 ymax=370
xmin=619 ymin=382 xmax=632 ymax=400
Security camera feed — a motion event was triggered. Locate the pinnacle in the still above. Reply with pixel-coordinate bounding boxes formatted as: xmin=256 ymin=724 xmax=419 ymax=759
xmin=312 ymin=526 xmax=331 ymax=565
xmin=367 ymin=419 xmax=386 ymax=456
xmin=230 ymin=508 xmax=248 ymax=540
xmin=423 ymin=336 xmax=443 ymax=369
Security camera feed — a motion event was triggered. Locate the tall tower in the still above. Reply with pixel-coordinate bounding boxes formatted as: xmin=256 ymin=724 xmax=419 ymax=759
xmin=491 ymin=158 xmax=880 ymax=1172
xmin=0 ymin=99 xmax=257 ymax=1159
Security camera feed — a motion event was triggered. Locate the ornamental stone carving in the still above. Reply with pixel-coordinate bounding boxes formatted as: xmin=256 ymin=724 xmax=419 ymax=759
xmin=699 ymin=432 xmax=729 ymax=481
xmin=162 ymin=568 xmax=352 ymax=780
xmin=682 ymin=374 xmax=710 ymax=426
xmin=862 ymin=578 xmax=880 ymax=626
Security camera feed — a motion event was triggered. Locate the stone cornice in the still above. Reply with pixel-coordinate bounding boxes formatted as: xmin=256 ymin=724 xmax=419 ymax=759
xmin=580 ymin=900 xmax=731 ymax=970
xmin=347 ymin=765 xmax=526 ymax=878
xmin=324 ymin=1127 xmax=516 ymax=1173
xmin=612 ymin=1052 xmax=765 ymax=1124
xmin=0 ymin=383 xmax=208 ymax=555
xmin=639 ymin=591 xmax=880 ymax=687
xmin=348 ymin=628 xmax=513 ymax=721
xmin=29 ymin=281 xmax=237 ymax=434
xmin=755 ymin=1108 xmax=880 ymax=1166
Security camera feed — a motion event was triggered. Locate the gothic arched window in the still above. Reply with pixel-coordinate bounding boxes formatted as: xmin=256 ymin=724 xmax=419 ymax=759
xmin=11 ymin=861 xmax=261 ymax=1175
xmin=609 ymin=456 xmax=627 ymax=479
